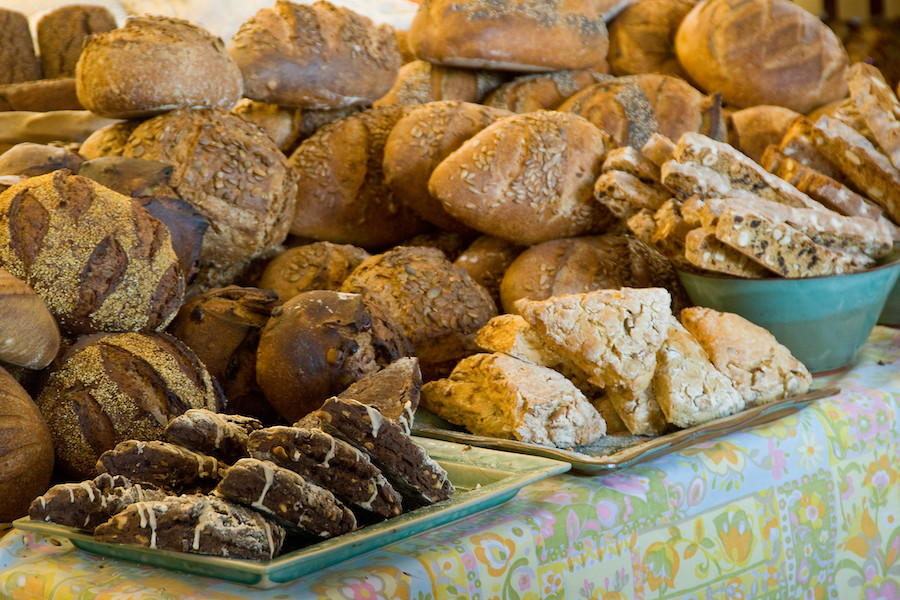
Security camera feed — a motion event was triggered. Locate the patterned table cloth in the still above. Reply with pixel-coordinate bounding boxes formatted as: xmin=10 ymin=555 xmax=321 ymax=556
xmin=2 ymin=327 xmax=900 ymax=600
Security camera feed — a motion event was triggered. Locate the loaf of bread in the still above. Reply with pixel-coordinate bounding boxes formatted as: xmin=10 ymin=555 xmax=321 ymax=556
xmin=0 ymin=9 xmax=42 ymax=84
xmin=454 ymin=235 xmax=525 ymax=306
xmin=408 ymin=0 xmax=611 ymax=73
xmin=674 ymin=0 xmax=848 ymax=113
xmin=429 ymin=110 xmax=614 ymax=244
xmin=231 ymin=99 xmax=303 ymax=154
xmin=0 ymin=78 xmax=83 ymax=112
xmin=0 ymin=143 xmax=84 ymax=179
xmin=0 ymin=268 xmax=60 ymax=369
xmin=76 ymin=15 xmax=243 ymax=119
xmin=35 ymin=332 xmax=224 ymax=479
xmin=607 ymin=0 xmax=696 ymax=78
xmin=727 ymin=105 xmax=802 ymax=165
xmin=37 ymin=5 xmax=117 ymax=79
xmin=0 ymin=170 xmax=184 ymax=334
xmin=483 ymin=71 xmax=611 ymax=113
xmin=257 ymin=241 xmax=371 ymax=302
xmin=0 ymin=365 xmax=54 ymax=522
xmin=229 ymin=0 xmax=401 ymax=109
xmin=375 ymin=60 xmax=506 ymax=107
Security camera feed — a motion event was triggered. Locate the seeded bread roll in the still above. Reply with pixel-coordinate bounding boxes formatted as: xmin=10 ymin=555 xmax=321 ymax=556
xmin=499 ymin=233 xmax=688 ymax=314
xmin=341 ymin=246 xmax=497 ymax=380
xmin=383 ymin=100 xmax=512 ymax=233
xmin=607 ymin=0 xmax=696 ymax=78
xmin=257 ymin=241 xmax=370 ymax=302
xmin=0 ymin=170 xmax=184 ymax=335
xmin=429 ymin=110 xmax=615 ymax=244
xmin=0 ymin=365 xmax=54 ymax=521
xmin=35 ymin=331 xmax=224 ymax=480
xmin=76 ymin=15 xmax=243 ymax=119
xmin=229 ymin=0 xmax=400 ymax=109
xmin=408 ymin=0 xmax=611 ymax=73
xmin=0 ymin=9 xmax=42 ymax=84
xmin=559 ymin=73 xmax=726 ymax=149
xmin=0 ymin=268 xmax=60 ymax=370
xmin=288 ymin=104 xmax=429 ymax=248
xmin=37 ymin=5 xmax=117 ymax=79
xmin=726 ymin=105 xmax=802 ymax=165
xmin=121 ymin=108 xmax=296 ymax=291
xmin=375 ymin=60 xmax=506 ymax=107
xmin=483 ymin=71 xmax=611 ymax=113
xmin=256 ymin=290 xmax=413 ymax=422
xmin=674 ymin=0 xmax=849 ymax=113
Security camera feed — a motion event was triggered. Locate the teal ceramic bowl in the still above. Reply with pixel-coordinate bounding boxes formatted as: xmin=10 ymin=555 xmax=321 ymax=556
xmin=677 ymin=250 xmax=900 ymax=374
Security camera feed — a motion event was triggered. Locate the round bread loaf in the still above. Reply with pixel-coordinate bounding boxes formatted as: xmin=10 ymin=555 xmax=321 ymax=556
xmin=120 ymin=108 xmax=297 ymax=291
xmin=499 ymin=233 xmax=689 ymax=314
xmin=559 ymin=73 xmax=726 ymax=149
xmin=428 ymin=110 xmax=615 ymax=244
xmin=0 ymin=170 xmax=184 ymax=335
xmin=228 ymin=0 xmax=401 ymax=109
xmin=75 ymin=15 xmax=243 ymax=119
xmin=726 ymin=105 xmax=801 ymax=165
xmin=0 ymin=365 xmax=54 ymax=521
xmin=256 ymin=290 xmax=413 ymax=422
xmin=37 ymin=4 xmax=117 ymax=79
xmin=0 ymin=267 xmax=60 ymax=369
xmin=374 ymin=60 xmax=506 ymax=106
xmin=340 ymin=246 xmax=497 ymax=379
xmin=35 ymin=331 xmax=224 ymax=480
xmin=167 ymin=286 xmax=281 ymax=424
xmin=257 ymin=241 xmax=370 ymax=302
xmin=408 ymin=0 xmax=610 ymax=73
xmin=607 ymin=0 xmax=696 ymax=78
xmin=0 ymin=9 xmax=42 ymax=84
xmin=78 ymin=121 xmax=141 ymax=160
xmin=383 ymin=100 xmax=511 ymax=233
xmin=287 ymin=104 xmax=429 ymax=248
xmin=483 ymin=71 xmax=611 ymax=113
xmin=674 ymin=0 xmax=849 ymax=113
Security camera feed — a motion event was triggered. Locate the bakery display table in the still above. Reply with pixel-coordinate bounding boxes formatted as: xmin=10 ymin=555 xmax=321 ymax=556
xmin=2 ymin=326 xmax=899 ymax=599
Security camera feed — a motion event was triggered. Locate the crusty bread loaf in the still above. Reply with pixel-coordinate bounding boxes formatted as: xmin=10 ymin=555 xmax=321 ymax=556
xmin=429 ymin=110 xmax=614 ymax=244
xmin=229 ymin=0 xmax=400 ymax=109
xmin=375 ymin=60 xmax=506 ymax=107
xmin=0 ymin=78 xmax=83 ymax=112
xmin=76 ymin=15 xmax=243 ymax=119
xmin=408 ymin=0 xmax=611 ymax=72
xmin=726 ymin=105 xmax=802 ymax=165
xmin=383 ymin=100 xmax=511 ymax=233
xmin=0 ymin=9 xmax=42 ymax=84
xmin=483 ymin=71 xmax=611 ymax=113
xmin=288 ymin=104 xmax=430 ymax=248
xmin=420 ymin=352 xmax=607 ymax=448
xmin=454 ymin=235 xmax=525 ymax=306
xmin=674 ymin=0 xmax=848 ymax=113
xmin=231 ymin=99 xmax=303 ymax=154
xmin=78 ymin=120 xmax=140 ymax=160
xmin=0 ymin=365 xmax=54 ymax=521
xmin=257 ymin=241 xmax=370 ymax=302
xmin=121 ymin=108 xmax=297 ymax=291
xmin=37 ymin=5 xmax=117 ymax=79
xmin=0 ymin=268 xmax=60 ymax=369
xmin=0 ymin=170 xmax=184 ymax=334
xmin=607 ymin=0 xmax=696 ymax=78
xmin=559 ymin=74 xmax=726 ymax=149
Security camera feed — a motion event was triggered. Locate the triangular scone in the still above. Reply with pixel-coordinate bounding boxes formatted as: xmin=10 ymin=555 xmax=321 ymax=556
xmin=604 ymin=384 xmax=669 ymax=436
xmin=420 ymin=353 xmax=607 ymax=449
xmin=653 ymin=317 xmax=745 ymax=428
xmin=514 ymin=288 xmax=672 ymax=391
xmin=679 ymin=307 xmax=812 ymax=407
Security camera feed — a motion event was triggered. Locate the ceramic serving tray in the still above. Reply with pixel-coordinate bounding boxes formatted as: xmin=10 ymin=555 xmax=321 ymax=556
xmin=14 ymin=437 xmax=570 ymax=589
xmin=412 ymin=386 xmax=839 ymax=475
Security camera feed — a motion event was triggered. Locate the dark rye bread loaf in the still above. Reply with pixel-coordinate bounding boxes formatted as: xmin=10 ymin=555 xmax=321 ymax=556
xmin=37 ymin=5 xmax=117 ymax=79
xmin=120 ymin=108 xmax=297 ymax=291
xmin=408 ymin=0 xmax=611 ymax=73
xmin=76 ymin=16 xmax=243 ymax=119
xmin=35 ymin=332 xmax=224 ymax=480
xmin=341 ymin=246 xmax=497 ymax=380
xmin=0 ymin=9 xmax=42 ymax=84
xmin=0 ymin=169 xmax=185 ymax=335
xmin=288 ymin=104 xmax=429 ymax=248
xmin=229 ymin=0 xmax=401 ymax=109
xmin=256 ymin=290 xmax=413 ymax=422
xmin=248 ymin=425 xmax=403 ymax=520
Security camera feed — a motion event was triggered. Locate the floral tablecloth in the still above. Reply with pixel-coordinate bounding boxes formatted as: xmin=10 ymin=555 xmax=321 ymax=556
xmin=2 ymin=327 xmax=900 ymax=600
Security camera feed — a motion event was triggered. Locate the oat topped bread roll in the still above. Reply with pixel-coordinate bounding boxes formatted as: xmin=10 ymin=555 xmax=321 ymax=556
xmin=119 ymin=108 xmax=297 ymax=291
xmin=429 ymin=110 xmax=615 ymax=244
xmin=229 ymin=0 xmax=401 ymax=109
xmin=674 ymin=0 xmax=849 ymax=113
xmin=408 ymin=0 xmax=613 ymax=73
xmin=76 ymin=15 xmax=243 ymax=119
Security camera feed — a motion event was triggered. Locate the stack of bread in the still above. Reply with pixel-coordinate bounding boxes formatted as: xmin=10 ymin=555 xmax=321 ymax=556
xmin=1 ymin=0 xmax=897 ymax=560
